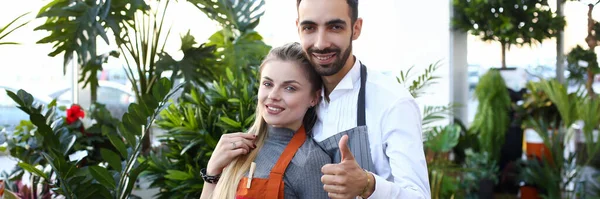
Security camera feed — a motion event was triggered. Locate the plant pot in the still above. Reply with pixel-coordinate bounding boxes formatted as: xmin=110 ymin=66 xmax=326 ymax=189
xmin=0 ymin=180 xmax=4 ymax=197
xmin=520 ymin=185 xmax=540 ymax=199
xmin=524 ymin=128 xmax=553 ymax=164
xmin=479 ymin=178 xmax=495 ymax=199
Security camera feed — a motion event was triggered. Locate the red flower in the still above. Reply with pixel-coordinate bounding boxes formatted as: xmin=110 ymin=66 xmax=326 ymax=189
xmin=66 ymin=104 xmax=85 ymax=124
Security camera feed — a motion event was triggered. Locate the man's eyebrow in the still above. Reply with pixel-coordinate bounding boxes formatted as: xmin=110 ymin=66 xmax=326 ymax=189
xmin=299 ymin=19 xmax=347 ymax=26
xmin=325 ymin=19 xmax=347 ymax=26
xmin=299 ymin=20 xmax=317 ymax=26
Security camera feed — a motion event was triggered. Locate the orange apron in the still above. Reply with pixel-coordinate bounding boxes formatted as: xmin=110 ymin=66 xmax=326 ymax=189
xmin=235 ymin=126 xmax=307 ymax=199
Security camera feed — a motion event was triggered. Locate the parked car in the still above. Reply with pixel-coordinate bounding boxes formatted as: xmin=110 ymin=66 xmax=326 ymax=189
xmin=0 ymin=85 xmax=54 ymax=131
xmin=468 ymin=65 xmax=480 ymax=90
xmin=49 ymin=81 xmax=136 ymax=119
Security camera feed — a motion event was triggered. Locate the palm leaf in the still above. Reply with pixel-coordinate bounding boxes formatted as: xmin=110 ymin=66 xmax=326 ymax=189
xmin=115 ymin=0 xmax=171 ymax=102
xmin=397 ymin=60 xmax=443 ymax=99
xmin=187 ymin=0 xmax=266 ymax=33
xmin=537 ymin=79 xmax=578 ymax=127
xmin=422 ymin=103 xmax=458 ymax=127
xmin=0 ymin=12 xmax=30 ymax=45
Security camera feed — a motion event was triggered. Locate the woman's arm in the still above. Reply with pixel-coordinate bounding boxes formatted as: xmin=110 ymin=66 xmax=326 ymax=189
xmin=200 ymin=181 xmax=217 ymax=199
xmin=199 ymin=132 xmax=256 ymax=199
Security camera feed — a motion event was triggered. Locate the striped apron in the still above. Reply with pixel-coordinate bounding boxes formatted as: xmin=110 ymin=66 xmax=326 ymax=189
xmin=316 ymin=63 xmax=375 ymax=172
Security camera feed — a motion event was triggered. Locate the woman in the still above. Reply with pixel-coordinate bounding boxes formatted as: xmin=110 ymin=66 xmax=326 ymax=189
xmin=200 ymin=42 xmax=330 ymax=199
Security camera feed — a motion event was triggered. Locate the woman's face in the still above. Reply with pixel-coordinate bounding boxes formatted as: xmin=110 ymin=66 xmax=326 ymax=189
xmin=258 ymin=60 xmax=320 ymax=131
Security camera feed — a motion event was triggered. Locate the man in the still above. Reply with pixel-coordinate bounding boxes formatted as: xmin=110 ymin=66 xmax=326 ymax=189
xmin=295 ymin=0 xmax=431 ymax=198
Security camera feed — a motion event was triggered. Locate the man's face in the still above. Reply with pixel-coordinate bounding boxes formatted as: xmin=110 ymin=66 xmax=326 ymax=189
xmin=296 ymin=0 xmax=362 ymax=76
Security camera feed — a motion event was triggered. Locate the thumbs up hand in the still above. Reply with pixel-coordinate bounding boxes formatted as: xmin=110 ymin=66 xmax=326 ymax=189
xmin=321 ymin=135 xmax=374 ymax=199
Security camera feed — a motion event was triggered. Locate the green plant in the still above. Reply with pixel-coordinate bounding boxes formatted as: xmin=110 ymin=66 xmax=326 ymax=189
xmin=140 ymin=0 xmax=270 ymax=198
xmin=470 ymin=69 xmax=512 ymax=164
xmin=452 ymin=0 xmax=566 ymax=68
xmin=155 ymin=31 xmax=219 ymax=90
xmin=424 ymin=124 xmax=463 ymax=199
xmin=34 ymin=0 xmax=148 ymax=104
xmin=425 ymin=124 xmax=461 ymax=155
xmin=397 ymin=60 xmax=442 ymax=99
xmin=187 ymin=0 xmax=270 ymax=78
xmin=519 ymin=121 xmax=578 ymax=199
xmin=518 ymin=81 xmax=562 ymax=128
xmin=459 ymin=149 xmax=499 ymax=199
xmin=566 ymin=45 xmax=599 ymax=87
xmin=397 ymin=61 xmax=459 ymax=132
xmin=398 ymin=61 xmax=469 ymax=198
xmin=518 ymin=79 xmax=600 ymax=199
xmin=114 ymin=0 xmax=170 ymax=103
xmin=142 ymin=68 xmax=259 ymax=198
xmin=187 ymin=0 xmax=265 ymax=34
xmin=3 ymin=78 xmax=182 ymax=199
xmin=559 ymin=0 xmax=600 ymax=97
xmin=0 ymin=12 xmax=30 ymax=45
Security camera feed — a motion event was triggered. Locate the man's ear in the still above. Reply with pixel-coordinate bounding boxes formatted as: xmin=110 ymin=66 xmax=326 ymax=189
xmin=352 ymin=18 xmax=363 ymax=40
xmin=311 ymin=89 xmax=322 ymax=107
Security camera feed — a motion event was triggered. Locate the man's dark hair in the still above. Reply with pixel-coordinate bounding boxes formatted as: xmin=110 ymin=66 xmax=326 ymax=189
xmin=296 ymin=0 xmax=358 ymax=24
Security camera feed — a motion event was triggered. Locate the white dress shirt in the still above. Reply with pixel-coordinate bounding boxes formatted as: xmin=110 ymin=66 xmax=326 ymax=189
xmin=312 ymin=58 xmax=431 ymax=199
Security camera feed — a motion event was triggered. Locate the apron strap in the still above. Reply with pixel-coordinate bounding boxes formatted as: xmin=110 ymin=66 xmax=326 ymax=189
xmin=357 ymin=62 xmax=367 ymax=126
xmin=265 ymin=125 xmax=307 ymax=197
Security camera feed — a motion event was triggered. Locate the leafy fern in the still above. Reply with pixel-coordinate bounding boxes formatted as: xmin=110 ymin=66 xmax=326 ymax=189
xmin=470 ymin=69 xmax=511 ymax=163
xmin=397 ymin=60 xmax=443 ymax=99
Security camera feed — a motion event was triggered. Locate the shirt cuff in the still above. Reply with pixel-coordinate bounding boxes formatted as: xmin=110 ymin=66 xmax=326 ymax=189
xmin=367 ymin=172 xmax=390 ymax=198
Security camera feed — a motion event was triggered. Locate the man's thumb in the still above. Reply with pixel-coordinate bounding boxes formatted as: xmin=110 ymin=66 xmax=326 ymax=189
xmin=339 ymin=134 xmax=355 ymax=162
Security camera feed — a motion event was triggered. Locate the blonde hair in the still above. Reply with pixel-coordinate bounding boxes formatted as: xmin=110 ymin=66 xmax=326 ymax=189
xmin=210 ymin=42 xmax=322 ymax=199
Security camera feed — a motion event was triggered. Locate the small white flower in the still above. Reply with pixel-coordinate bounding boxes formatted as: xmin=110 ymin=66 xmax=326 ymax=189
xmin=80 ymin=115 xmax=97 ymax=129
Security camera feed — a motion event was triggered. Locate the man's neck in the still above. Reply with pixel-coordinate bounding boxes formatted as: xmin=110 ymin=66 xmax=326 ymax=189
xmin=323 ymin=55 xmax=356 ymax=101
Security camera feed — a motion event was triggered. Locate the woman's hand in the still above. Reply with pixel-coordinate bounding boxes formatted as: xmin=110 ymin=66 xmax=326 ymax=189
xmin=206 ymin=133 xmax=257 ymax=175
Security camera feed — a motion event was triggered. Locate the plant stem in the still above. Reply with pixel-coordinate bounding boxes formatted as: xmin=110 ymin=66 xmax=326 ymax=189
xmin=501 ymin=41 xmax=507 ymax=68
xmin=586 ymin=4 xmax=597 ymax=98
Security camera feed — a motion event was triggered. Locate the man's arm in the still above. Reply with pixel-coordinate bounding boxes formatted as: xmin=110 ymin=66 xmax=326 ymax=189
xmin=368 ymin=98 xmax=431 ymax=199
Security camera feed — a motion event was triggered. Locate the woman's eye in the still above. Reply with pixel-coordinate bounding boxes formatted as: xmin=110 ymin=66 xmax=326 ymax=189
xmin=263 ymin=82 xmax=272 ymax=87
xmin=285 ymin=86 xmax=296 ymax=91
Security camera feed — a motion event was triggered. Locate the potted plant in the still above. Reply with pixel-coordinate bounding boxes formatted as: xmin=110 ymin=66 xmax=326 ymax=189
xmin=517 ymin=79 xmax=599 ymax=199
xmin=458 ymin=149 xmax=499 ymax=199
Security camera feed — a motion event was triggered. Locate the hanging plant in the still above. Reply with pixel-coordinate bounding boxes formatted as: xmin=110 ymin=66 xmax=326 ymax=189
xmin=566 ymin=45 xmax=599 ymax=87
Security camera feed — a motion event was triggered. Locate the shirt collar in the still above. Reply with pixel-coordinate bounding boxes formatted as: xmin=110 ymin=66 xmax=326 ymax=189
xmin=333 ymin=57 xmax=362 ymax=91
xmin=319 ymin=57 xmax=362 ymax=103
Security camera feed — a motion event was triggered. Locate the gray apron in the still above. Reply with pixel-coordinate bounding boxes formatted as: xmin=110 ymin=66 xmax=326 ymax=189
xmin=317 ymin=63 xmax=375 ymax=172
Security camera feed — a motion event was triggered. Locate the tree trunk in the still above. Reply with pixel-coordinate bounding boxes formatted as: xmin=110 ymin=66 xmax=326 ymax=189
xmin=556 ymin=0 xmax=565 ymax=83
xmin=501 ymin=41 xmax=507 ymax=68
xmin=586 ymin=4 xmax=597 ymax=98
xmin=90 ymin=83 xmax=97 ymax=105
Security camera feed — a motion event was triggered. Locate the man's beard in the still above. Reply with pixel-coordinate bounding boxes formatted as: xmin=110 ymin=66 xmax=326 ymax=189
xmin=306 ymin=42 xmax=353 ymax=76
